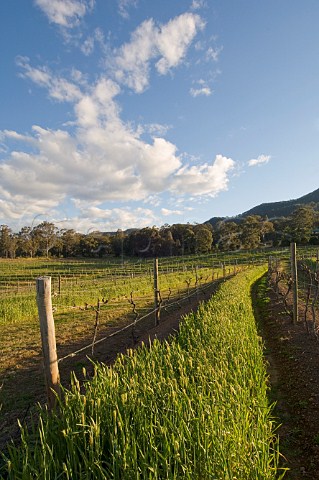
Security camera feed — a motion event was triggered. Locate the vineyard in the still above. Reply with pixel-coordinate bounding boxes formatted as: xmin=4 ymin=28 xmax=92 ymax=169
xmin=1 ymin=247 xmax=319 ymax=478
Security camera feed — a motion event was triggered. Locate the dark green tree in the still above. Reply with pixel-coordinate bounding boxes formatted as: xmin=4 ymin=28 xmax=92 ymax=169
xmin=59 ymin=229 xmax=82 ymax=257
xmin=32 ymin=221 xmax=58 ymax=257
xmin=240 ymin=216 xmax=272 ymax=250
xmin=215 ymin=221 xmax=241 ymax=251
xmin=288 ymin=205 xmax=315 ymax=244
xmin=194 ymin=224 xmax=213 ymax=253
xmin=17 ymin=226 xmax=39 ymax=257
xmin=0 ymin=225 xmax=17 ymax=258
xmin=111 ymin=230 xmax=127 ymax=258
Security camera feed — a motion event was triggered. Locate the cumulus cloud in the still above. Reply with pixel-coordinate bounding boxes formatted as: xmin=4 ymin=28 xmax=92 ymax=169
xmin=34 ymin=0 xmax=95 ymax=28
xmin=171 ymin=155 xmax=235 ymax=196
xmin=1 ymin=11 xmax=234 ymax=230
xmin=113 ymin=19 xmax=156 ymax=93
xmin=112 ymin=12 xmax=205 ymax=92
xmin=17 ymin=57 xmax=83 ymax=102
xmin=0 ymin=130 xmax=34 ymax=143
xmin=155 ymin=13 xmax=205 ymax=75
xmin=248 ymin=154 xmax=271 ymax=167
xmin=60 ymin=201 xmax=158 ymax=231
xmin=0 ymin=67 xmax=182 ymax=208
xmin=0 ymin=185 xmax=60 ymax=225
xmin=1 ymin=54 xmax=235 ymax=225
xmin=0 ymin=99 xmax=234 ymax=227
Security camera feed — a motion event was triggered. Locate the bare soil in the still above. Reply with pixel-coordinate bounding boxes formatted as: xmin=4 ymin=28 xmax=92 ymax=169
xmin=257 ymin=276 xmax=319 ymax=479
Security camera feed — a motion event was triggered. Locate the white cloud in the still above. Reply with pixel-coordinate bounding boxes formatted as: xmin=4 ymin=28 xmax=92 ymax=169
xmin=112 ymin=12 xmax=205 ymax=93
xmin=34 ymin=0 xmax=95 ymax=28
xmin=0 ymin=72 xmax=182 ymax=207
xmin=190 ymin=86 xmax=212 ymax=97
xmin=1 ymin=59 xmax=234 ymax=215
xmin=17 ymin=57 xmax=82 ymax=102
xmin=147 ymin=123 xmax=171 ymax=136
xmin=170 ymin=154 xmax=235 ymax=196
xmin=1 ymin=12 xmax=233 ymax=230
xmin=64 ymin=203 xmax=158 ymax=231
xmin=118 ymin=0 xmax=138 ymax=19
xmin=81 ymin=36 xmax=95 ymax=56
xmin=0 ymin=130 xmax=34 ymax=143
xmin=161 ymin=208 xmax=183 ymax=216
xmin=81 ymin=28 xmax=105 ymax=56
xmin=0 ymin=185 xmax=60 ymax=226
xmin=191 ymin=0 xmax=207 ymax=10
xmin=0 ymin=99 xmax=234 ymax=227
xmin=205 ymin=45 xmax=223 ymax=62
xmin=248 ymin=154 xmax=271 ymax=167
xmin=155 ymin=13 xmax=205 ymax=75
xmin=143 ymin=195 xmax=161 ymax=207
xmin=113 ymin=19 xmax=155 ymax=93
xmin=190 ymin=78 xmax=213 ymax=97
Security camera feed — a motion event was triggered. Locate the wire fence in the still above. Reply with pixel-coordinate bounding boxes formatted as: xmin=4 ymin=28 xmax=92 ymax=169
xmin=0 ymin=253 xmax=268 ymax=411
xmin=56 ymin=280 xmax=217 ymax=364
xmin=268 ymin=245 xmax=319 ymax=336
xmin=30 ymin=265 xmax=210 ymax=405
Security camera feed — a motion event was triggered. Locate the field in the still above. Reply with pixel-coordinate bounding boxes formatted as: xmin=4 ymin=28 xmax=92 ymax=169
xmin=4 ymin=248 xmax=316 ymax=477
xmin=0 ymin=254 xmax=257 ymax=442
xmin=1 ymin=263 xmax=285 ymax=479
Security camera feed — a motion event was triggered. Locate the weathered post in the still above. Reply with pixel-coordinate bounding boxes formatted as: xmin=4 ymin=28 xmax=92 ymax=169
xmin=290 ymin=243 xmax=299 ymax=324
xmin=36 ymin=276 xmax=60 ymax=409
xmin=223 ymin=262 xmax=226 ymax=278
xmin=154 ymin=258 xmax=160 ymax=326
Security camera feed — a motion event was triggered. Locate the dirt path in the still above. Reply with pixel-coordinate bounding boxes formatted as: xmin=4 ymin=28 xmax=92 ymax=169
xmin=255 ymin=275 xmax=319 ymax=479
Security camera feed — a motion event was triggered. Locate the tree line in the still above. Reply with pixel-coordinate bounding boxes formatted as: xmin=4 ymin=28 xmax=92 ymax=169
xmin=0 ymin=205 xmax=318 ymax=259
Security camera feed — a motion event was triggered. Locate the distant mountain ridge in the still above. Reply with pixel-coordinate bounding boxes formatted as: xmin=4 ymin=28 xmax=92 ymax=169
xmin=207 ymin=187 xmax=319 ymax=227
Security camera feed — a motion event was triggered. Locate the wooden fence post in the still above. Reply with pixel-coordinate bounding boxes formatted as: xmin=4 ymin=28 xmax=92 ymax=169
xmin=290 ymin=243 xmax=299 ymax=324
xmin=223 ymin=262 xmax=226 ymax=278
xmin=154 ymin=258 xmax=160 ymax=326
xmin=36 ymin=276 xmax=60 ymax=409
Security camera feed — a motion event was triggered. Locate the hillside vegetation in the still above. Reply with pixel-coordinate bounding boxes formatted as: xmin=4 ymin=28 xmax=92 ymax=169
xmin=1 ymin=266 xmax=284 ymax=479
xmin=208 ymin=187 xmax=319 ymax=226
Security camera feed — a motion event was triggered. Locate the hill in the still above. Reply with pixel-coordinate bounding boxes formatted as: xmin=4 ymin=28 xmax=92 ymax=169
xmin=207 ymin=187 xmax=319 ymax=227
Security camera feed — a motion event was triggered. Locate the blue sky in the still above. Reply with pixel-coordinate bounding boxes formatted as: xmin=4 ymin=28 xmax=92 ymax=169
xmin=1 ymin=0 xmax=319 ymax=233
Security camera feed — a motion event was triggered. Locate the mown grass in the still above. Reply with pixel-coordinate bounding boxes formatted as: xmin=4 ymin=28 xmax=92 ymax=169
xmin=1 ymin=266 xmax=284 ymax=479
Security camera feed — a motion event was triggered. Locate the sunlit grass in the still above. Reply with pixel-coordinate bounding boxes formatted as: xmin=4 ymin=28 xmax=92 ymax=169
xmin=0 ymin=255 xmax=242 ymax=325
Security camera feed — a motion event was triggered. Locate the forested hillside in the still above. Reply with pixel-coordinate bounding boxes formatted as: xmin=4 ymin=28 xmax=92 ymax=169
xmin=208 ymin=187 xmax=319 ymax=226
